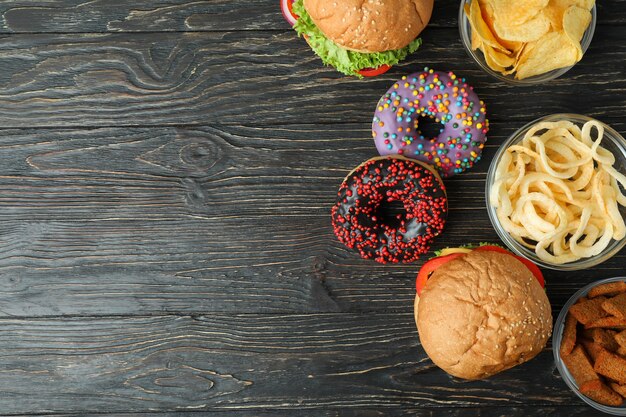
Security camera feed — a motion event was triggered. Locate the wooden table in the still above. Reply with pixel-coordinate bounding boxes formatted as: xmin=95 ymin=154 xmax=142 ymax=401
xmin=0 ymin=1 xmax=623 ymax=416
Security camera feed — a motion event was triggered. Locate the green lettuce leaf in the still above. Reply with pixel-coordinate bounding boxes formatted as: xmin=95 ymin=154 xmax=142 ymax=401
xmin=292 ymin=0 xmax=422 ymax=77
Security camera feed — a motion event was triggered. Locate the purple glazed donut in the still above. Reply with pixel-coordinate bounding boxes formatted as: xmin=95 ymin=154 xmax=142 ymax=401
xmin=372 ymin=67 xmax=489 ymax=177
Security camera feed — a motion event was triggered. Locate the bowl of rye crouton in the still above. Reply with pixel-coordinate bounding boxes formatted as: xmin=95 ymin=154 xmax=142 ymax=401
xmin=554 ymin=277 xmax=626 ymax=414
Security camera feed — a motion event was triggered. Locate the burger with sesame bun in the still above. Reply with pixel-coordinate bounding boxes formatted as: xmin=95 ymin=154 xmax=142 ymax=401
xmin=415 ymin=244 xmax=552 ymax=380
xmin=281 ymin=0 xmax=434 ymax=77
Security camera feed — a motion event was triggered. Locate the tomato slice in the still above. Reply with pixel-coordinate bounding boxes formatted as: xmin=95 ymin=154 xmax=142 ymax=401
xmin=358 ymin=65 xmax=392 ymax=77
xmin=513 ymin=255 xmax=545 ymax=288
xmin=416 ymin=253 xmax=465 ymax=296
xmin=474 ymin=245 xmax=545 ymax=288
xmin=281 ymin=0 xmax=298 ymax=26
xmin=473 ymin=245 xmax=509 ymax=254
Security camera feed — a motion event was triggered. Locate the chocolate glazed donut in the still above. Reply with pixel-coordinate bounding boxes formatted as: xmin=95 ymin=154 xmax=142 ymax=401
xmin=331 ymin=156 xmax=447 ymax=264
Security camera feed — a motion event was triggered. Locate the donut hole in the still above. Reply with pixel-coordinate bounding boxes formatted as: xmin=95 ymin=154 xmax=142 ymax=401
xmin=375 ymin=199 xmax=407 ymax=229
xmin=416 ymin=115 xmax=445 ymax=140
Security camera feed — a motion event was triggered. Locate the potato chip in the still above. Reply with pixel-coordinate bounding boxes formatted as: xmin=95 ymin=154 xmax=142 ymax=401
xmin=545 ymin=9 xmax=563 ymax=30
xmin=562 ymin=0 xmax=594 ymax=10
xmin=491 ymin=0 xmax=549 ymax=26
xmin=478 ymin=0 xmax=524 ymax=51
xmin=471 ymin=26 xmax=482 ymax=50
xmin=545 ymin=0 xmax=592 ymax=30
xmin=544 ymin=0 xmax=567 ymax=30
xmin=494 ymin=11 xmax=551 ymax=42
xmin=563 ymin=5 xmax=592 ymax=44
xmin=483 ymin=44 xmax=515 ymax=69
xmin=466 ymin=0 xmax=508 ymax=53
xmin=515 ymin=32 xmax=579 ymax=80
xmin=478 ymin=0 xmax=496 ymax=22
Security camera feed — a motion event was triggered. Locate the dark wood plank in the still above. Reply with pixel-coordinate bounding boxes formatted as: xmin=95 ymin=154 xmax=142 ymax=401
xmin=0 ymin=124 xmax=622 ymax=316
xmin=0 ymin=0 xmax=284 ymax=33
xmin=0 ymin=0 xmax=622 ymax=33
xmin=13 ymin=406 xmax=609 ymax=417
xmin=0 ymin=27 xmax=622 ymax=128
xmin=0 ymin=1 xmax=470 ymax=33
xmin=0 ymin=314 xmax=589 ymax=414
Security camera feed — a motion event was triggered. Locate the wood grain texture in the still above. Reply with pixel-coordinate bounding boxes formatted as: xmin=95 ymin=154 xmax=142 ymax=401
xmin=0 ymin=1 xmax=465 ymax=33
xmin=0 ymin=0 xmax=622 ymax=33
xmin=0 ymin=124 xmax=622 ymax=317
xmin=17 ymin=408 xmax=609 ymax=417
xmin=0 ymin=0 xmax=623 ymax=415
xmin=0 ymin=0 xmax=458 ymax=33
xmin=0 ymin=314 xmax=588 ymax=414
xmin=0 ymin=27 xmax=622 ymax=128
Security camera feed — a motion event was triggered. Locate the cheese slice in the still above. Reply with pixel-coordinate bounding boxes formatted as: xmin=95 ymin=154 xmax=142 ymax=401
xmin=439 ymin=247 xmax=473 ymax=256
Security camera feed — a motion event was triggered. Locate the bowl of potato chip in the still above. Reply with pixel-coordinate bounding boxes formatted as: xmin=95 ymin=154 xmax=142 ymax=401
xmin=486 ymin=114 xmax=626 ymax=270
xmin=459 ymin=0 xmax=596 ymax=83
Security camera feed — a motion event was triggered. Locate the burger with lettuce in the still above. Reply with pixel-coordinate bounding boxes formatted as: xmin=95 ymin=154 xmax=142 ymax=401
xmin=281 ymin=0 xmax=434 ymax=77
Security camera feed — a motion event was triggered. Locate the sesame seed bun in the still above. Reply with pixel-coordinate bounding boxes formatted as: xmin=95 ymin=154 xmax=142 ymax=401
xmin=416 ymin=250 xmax=552 ymax=380
xmin=303 ymin=0 xmax=434 ymax=53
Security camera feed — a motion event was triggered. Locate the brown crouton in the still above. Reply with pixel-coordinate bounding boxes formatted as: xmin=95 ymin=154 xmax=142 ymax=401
xmin=588 ymin=281 xmax=626 ymax=298
xmin=560 ymin=313 xmax=578 ymax=356
xmin=580 ymin=379 xmax=623 ymax=406
xmin=581 ymin=338 xmax=608 ymax=363
xmin=563 ymin=345 xmax=600 ymax=386
xmin=618 ymin=346 xmax=626 ymax=358
xmin=603 ymin=293 xmax=626 ymax=319
xmin=616 ymin=330 xmax=626 ymax=349
xmin=610 ymin=382 xmax=626 ymax=398
xmin=570 ymin=297 xmax=609 ymax=325
xmin=585 ymin=316 xmax=626 ymax=330
xmin=594 ymin=350 xmax=626 ymax=384
xmin=590 ymin=329 xmax=619 ymax=352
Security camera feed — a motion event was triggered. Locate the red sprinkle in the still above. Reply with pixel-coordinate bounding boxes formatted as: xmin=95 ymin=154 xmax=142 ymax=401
xmin=331 ymin=157 xmax=448 ymax=264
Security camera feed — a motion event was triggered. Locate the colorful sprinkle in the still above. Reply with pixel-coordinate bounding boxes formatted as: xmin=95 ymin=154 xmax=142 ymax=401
xmin=372 ymin=68 xmax=488 ymax=177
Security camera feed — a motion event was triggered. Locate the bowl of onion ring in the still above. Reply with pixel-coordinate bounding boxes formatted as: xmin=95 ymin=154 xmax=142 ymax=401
xmin=486 ymin=114 xmax=626 ymax=270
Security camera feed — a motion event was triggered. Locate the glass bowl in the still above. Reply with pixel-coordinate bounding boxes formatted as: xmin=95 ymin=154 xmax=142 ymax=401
xmin=485 ymin=114 xmax=626 ymax=271
xmin=553 ymin=277 xmax=626 ymax=415
xmin=458 ymin=0 xmax=596 ymax=85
